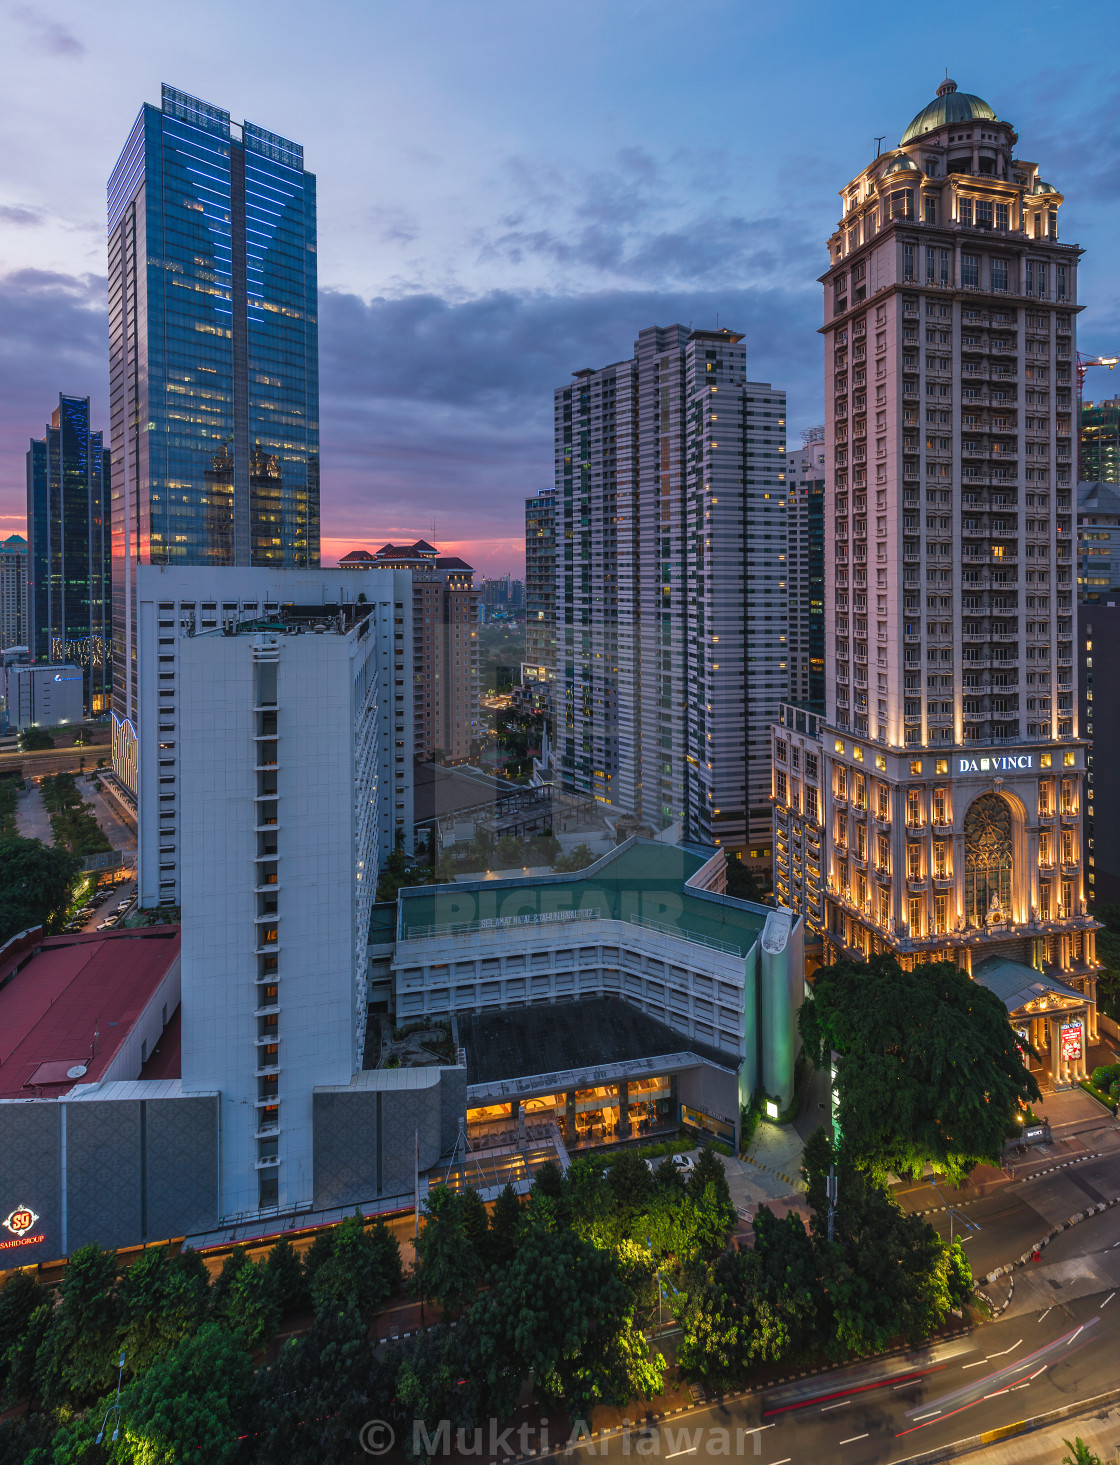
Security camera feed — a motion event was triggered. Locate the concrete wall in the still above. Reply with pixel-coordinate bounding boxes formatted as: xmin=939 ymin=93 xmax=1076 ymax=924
xmin=0 ymin=1088 xmax=218 ymax=1267
xmin=313 ymin=1067 xmax=456 ymax=1209
xmin=100 ymin=959 xmax=181 ymax=1086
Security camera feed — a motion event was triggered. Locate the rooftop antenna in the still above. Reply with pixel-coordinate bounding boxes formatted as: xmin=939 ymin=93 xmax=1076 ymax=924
xmin=874 ymin=136 xmax=886 ymax=158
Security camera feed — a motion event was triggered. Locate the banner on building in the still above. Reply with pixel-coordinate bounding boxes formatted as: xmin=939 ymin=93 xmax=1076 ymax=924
xmin=1060 ymin=1019 xmax=1083 ymax=1063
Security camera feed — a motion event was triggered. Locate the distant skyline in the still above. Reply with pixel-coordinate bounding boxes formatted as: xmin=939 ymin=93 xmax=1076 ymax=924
xmin=1 ymin=0 xmax=1118 ymax=580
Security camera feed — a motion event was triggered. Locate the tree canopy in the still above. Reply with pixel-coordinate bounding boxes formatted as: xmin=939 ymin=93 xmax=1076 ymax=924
xmin=0 ymin=836 xmax=81 ymax=944
xmin=799 ymin=953 xmax=1039 ymax=1181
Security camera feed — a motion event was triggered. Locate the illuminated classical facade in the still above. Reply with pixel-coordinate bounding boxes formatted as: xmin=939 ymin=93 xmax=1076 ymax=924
xmin=772 ymin=80 xmax=1098 ymax=1065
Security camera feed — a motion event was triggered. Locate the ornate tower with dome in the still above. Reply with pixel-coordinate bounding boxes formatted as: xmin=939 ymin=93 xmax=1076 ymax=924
xmin=771 ymin=81 xmax=1100 ymax=1087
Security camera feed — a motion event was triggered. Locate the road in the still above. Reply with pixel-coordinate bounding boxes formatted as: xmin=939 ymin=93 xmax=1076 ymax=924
xmin=0 ymin=745 xmax=109 ymax=778
xmin=80 ymin=774 xmax=136 ymax=848
xmin=913 ymin=1147 xmax=1120 ymax=1282
xmin=581 ymin=1277 xmax=1120 ymax=1464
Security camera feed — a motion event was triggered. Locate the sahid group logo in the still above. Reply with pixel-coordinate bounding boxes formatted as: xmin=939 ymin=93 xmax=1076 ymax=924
xmin=4 ymin=1205 xmax=37 ymax=1236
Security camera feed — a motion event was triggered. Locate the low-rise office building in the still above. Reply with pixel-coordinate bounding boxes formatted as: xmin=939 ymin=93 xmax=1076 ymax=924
xmin=4 ymin=661 xmax=83 ymax=729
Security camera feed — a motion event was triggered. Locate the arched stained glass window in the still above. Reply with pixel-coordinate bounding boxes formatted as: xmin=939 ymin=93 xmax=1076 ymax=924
xmin=964 ymin=792 xmax=1013 ymax=928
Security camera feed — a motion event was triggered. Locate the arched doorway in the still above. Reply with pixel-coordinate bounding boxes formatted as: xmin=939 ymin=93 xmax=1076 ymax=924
xmin=964 ymin=792 xmax=1013 ymax=928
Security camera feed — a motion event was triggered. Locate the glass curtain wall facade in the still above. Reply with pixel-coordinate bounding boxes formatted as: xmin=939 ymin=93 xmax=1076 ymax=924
xmin=26 ymin=395 xmax=112 ymax=714
xmin=107 ymin=85 xmax=319 ymax=788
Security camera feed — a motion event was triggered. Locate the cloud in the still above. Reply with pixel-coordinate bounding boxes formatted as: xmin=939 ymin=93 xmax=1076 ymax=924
xmin=0 ymin=203 xmax=43 ymax=226
xmin=7 ymin=3 xmax=84 ymax=56
xmin=0 ymin=268 xmax=826 ymax=577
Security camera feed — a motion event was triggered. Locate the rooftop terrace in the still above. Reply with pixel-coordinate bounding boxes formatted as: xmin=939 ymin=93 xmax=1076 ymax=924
xmin=393 ymin=840 xmax=767 ymax=958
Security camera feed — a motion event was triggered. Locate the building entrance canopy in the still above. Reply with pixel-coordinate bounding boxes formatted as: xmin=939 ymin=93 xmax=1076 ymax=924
xmin=973 ymin=955 xmax=1097 ymax=1087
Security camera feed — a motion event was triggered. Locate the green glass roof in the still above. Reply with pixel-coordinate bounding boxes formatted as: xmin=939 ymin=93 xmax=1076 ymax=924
xmin=392 ymin=840 xmax=768 ymax=958
xmin=901 ymin=82 xmax=997 ymax=145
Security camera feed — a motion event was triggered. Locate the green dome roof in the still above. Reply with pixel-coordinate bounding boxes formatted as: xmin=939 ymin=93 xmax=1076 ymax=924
xmin=884 ymin=154 xmax=921 ymax=175
xmin=1032 ymin=178 xmax=1058 ymax=194
xmin=900 ymin=79 xmax=997 ymax=144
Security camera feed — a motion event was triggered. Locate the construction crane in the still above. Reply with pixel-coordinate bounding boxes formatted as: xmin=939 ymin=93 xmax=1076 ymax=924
xmin=1076 ymin=352 xmax=1120 ymax=480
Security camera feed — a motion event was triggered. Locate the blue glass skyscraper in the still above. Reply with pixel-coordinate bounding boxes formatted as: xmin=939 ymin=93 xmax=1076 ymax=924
xmin=26 ymin=395 xmax=112 ymax=715
xmin=107 ymin=86 xmax=319 ymax=788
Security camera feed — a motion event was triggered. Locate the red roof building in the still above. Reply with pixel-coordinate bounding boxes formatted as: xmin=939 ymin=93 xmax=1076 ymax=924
xmin=0 ymin=927 xmax=181 ymax=1099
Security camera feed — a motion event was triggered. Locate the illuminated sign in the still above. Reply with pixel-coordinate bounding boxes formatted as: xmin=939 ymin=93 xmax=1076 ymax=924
xmin=3 ymin=1204 xmax=38 ymax=1238
xmin=1060 ymin=1020 xmax=1083 ymax=1062
xmin=1 ymin=1205 xmax=44 ymax=1248
xmin=958 ymin=754 xmax=1035 ymax=773
xmin=52 ymin=672 xmax=81 ymax=683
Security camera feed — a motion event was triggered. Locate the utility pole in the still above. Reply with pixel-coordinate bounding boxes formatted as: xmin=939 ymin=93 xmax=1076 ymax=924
xmin=828 ymin=1048 xmax=840 ymax=1244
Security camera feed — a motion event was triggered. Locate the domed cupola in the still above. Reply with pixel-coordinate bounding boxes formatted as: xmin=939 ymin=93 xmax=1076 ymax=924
xmin=900 ymin=79 xmax=998 ymax=145
xmin=883 ymin=154 xmax=921 ymax=176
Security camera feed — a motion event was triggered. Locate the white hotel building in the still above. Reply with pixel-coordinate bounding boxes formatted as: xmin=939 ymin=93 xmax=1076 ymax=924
xmin=772 ymin=80 xmax=1099 ymax=1083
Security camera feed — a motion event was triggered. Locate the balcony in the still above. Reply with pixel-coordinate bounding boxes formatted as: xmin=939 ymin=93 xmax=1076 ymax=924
xmin=933 ymin=874 xmax=953 ymax=889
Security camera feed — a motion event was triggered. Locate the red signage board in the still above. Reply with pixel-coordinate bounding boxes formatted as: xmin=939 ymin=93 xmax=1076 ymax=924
xmin=1060 ymin=1020 xmax=1083 ymax=1062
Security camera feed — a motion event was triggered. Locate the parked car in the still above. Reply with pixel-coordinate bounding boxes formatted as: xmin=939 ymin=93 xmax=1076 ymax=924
xmin=671 ymin=1153 xmax=696 ymax=1176
xmin=116 ymin=900 xmax=132 ymax=912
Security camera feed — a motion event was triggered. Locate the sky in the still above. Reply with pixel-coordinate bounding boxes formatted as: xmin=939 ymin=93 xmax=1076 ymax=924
xmin=1 ymin=0 xmax=1118 ymax=579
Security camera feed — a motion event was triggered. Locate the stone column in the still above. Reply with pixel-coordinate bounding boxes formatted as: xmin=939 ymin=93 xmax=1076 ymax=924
xmin=619 ymin=1080 xmax=631 ymax=1138
xmin=1050 ymin=1018 xmax=1062 ymax=1086
xmin=566 ymin=1090 xmax=576 ymax=1142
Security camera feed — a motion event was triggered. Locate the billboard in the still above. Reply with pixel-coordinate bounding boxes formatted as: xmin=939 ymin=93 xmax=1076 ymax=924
xmin=1060 ymin=1020 xmax=1083 ymax=1063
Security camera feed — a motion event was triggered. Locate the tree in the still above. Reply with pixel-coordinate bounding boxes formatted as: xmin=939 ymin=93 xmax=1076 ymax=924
xmin=0 ymin=1271 xmax=45 ymax=1403
xmin=115 ymin=1322 xmax=251 ymax=1464
xmin=264 ymin=1236 xmax=309 ymax=1318
xmin=687 ymin=1146 xmax=737 ymax=1257
xmin=310 ymin=1210 xmax=401 ymax=1320
xmin=487 ymin=1182 xmax=523 ymax=1268
xmin=395 ymin=1325 xmax=485 ymax=1460
xmin=35 ymin=1241 xmax=121 ymax=1406
xmin=1062 ymin=1440 xmax=1103 ymax=1465
xmin=724 ymin=852 xmax=764 ymax=903
xmin=251 ymin=1307 xmax=397 ymax=1465
xmin=0 ymin=836 xmax=81 ymax=943
xmin=470 ymin=1228 xmax=663 ymax=1420
xmin=553 ymin=842 xmax=597 ymax=873
xmin=17 ymin=727 xmax=54 ymax=751
xmin=799 ymin=953 xmax=1040 ymax=1182
xmin=802 ymin=1127 xmax=965 ymax=1355
xmin=414 ymin=1187 xmax=484 ymax=1315
xmin=117 ymin=1245 xmax=210 ymax=1374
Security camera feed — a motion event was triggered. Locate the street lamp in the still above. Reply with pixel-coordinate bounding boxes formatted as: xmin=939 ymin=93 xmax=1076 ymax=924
xmin=95 ymin=1351 xmax=126 ymax=1445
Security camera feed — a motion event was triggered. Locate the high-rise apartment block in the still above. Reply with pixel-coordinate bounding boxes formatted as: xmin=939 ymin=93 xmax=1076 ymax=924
xmin=0 ymin=535 xmax=28 ymax=649
xmin=133 ymin=568 xmax=413 ymax=911
xmin=1076 ymin=480 xmax=1120 ymax=601
xmin=786 ymin=430 xmax=826 ymax=715
xmin=341 ymin=541 xmax=479 ymax=764
xmin=554 ymin=325 xmax=787 ymax=857
xmin=524 ymin=488 xmax=556 ymax=682
xmin=1080 ymin=397 xmax=1120 ymax=486
xmin=26 ymin=396 xmax=112 ymax=714
xmin=773 ymin=81 xmax=1099 ymax=1067
xmin=107 ymin=86 xmax=319 ymax=790
xmin=175 ymin=576 xmax=407 ymax=1214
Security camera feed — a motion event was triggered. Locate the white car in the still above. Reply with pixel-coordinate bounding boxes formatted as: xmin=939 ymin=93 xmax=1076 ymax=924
xmin=671 ymin=1152 xmax=697 ymax=1176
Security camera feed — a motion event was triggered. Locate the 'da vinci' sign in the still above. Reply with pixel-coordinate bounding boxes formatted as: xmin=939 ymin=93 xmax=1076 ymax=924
xmin=957 ymin=753 xmax=1036 ymax=774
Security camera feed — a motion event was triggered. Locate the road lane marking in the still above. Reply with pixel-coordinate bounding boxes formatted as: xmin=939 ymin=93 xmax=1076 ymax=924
xmin=665 ymin=1450 xmax=697 ymax=1458
xmin=839 ymin=1435 xmax=869 ymax=1445
xmin=1037 ymin=1307 xmax=1053 ymax=1322
xmin=1101 ymin=1291 xmax=1116 ymax=1308
xmin=821 ymin=1400 xmax=851 ymax=1411
xmin=960 ymin=1361 xmax=984 ymax=1369
xmin=1068 ymin=1325 xmax=1084 ymax=1343
xmin=913 ymin=1410 xmax=942 ymax=1421
xmin=986 ymin=1339 xmax=1022 ymax=1358
xmin=739 ymin=1426 xmax=774 ymax=1437
xmin=766 ymin=1459 xmax=791 ymax=1465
